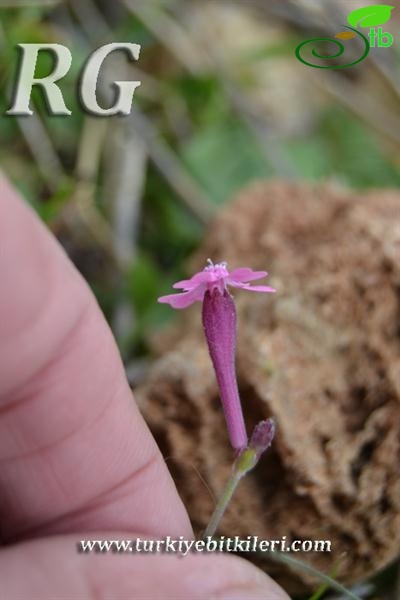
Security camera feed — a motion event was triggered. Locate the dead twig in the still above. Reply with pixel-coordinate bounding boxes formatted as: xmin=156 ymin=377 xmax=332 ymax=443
xmin=103 ymin=118 xmax=147 ymax=341
xmin=16 ymin=114 xmax=65 ymax=192
xmin=105 ymin=123 xmax=147 ymax=267
xmin=319 ymin=75 xmax=400 ymax=148
xmin=0 ymin=0 xmax=60 ymax=6
xmin=128 ymin=105 xmax=214 ymax=224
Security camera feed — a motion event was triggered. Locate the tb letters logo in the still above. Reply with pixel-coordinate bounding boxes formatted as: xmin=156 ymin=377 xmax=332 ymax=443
xmin=295 ymin=4 xmax=394 ymax=69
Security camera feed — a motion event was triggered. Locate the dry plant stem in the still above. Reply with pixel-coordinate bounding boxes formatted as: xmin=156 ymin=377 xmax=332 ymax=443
xmin=319 ymin=76 xmax=400 ymax=148
xmin=0 ymin=0 xmax=60 ymax=5
xmin=129 ymin=106 xmax=214 ymax=224
xmin=16 ymin=115 xmax=64 ymax=191
xmin=69 ymin=0 xmax=110 ymax=43
xmin=75 ymin=116 xmax=108 ymax=181
xmin=107 ymin=121 xmax=147 ymax=341
xmin=203 ymin=470 xmax=242 ymax=539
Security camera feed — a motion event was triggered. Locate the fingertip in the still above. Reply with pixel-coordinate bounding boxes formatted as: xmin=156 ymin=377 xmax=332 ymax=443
xmin=0 ymin=534 xmax=290 ymax=600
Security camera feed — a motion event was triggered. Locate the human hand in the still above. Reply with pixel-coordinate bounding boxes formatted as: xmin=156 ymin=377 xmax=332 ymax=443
xmin=0 ymin=176 xmax=289 ymax=600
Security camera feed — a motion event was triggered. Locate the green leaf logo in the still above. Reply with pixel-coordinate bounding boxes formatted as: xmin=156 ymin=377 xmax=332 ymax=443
xmin=347 ymin=5 xmax=394 ymax=28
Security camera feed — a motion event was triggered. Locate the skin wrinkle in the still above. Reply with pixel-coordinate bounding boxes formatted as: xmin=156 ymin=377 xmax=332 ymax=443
xmin=0 ymin=366 xmax=125 ymax=464
xmin=0 ymin=393 xmax=154 ymax=540
xmin=0 ymin=309 xmax=123 ymax=467
xmin=0 ymin=296 xmax=94 ymax=415
xmin=0 ymin=273 xmax=91 ymax=402
xmin=43 ymin=394 xmax=142 ymax=517
xmin=8 ymin=451 xmax=162 ymax=542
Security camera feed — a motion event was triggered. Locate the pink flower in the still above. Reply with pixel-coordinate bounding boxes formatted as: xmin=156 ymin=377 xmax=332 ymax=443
xmin=158 ymin=260 xmax=276 ymax=451
xmin=157 ymin=260 xmax=276 ymax=309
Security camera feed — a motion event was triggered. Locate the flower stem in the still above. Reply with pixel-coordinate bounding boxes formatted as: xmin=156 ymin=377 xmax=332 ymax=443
xmin=203 ymin=437 xmax=274 ymax=539
xmin=267 ymin=552 xmax=362 ymax=600
xmin=203 ymin=470 xmax=242 ymax=539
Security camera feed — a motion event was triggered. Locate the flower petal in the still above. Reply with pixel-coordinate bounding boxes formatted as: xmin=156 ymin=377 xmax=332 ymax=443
xmin=172 ymin=280 xmax=196 ymax=290
xmin=228 ymin=268 xmax=268 ymax=283
xmin=172 ymin=271 xmax=215 ymax=290
xmin=158 ymin=285 xmax=206 ymax=309
xmin=244 ymin=285 xmax=276 ymax=293
xmin=229 ymin=280 xmax=276 ymax=293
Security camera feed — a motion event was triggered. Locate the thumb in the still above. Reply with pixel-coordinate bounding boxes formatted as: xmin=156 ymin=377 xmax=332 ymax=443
xmin=1 ymin=532 xmax=290 ymax=600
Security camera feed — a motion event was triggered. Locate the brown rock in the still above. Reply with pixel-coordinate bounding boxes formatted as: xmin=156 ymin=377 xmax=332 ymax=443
xmin=137 ymin=181 xmax=400 ymax=592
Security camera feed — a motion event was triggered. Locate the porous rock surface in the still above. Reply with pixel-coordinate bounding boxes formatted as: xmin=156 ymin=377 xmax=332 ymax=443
xmin=136 ymin=181 xmax=400 ymax=591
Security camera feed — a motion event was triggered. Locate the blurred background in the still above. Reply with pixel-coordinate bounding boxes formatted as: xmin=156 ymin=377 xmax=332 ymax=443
xmin=0 ymin=1 xmax=399 ymax=596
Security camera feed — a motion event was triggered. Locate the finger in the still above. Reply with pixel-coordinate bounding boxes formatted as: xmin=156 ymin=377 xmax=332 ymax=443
xmin=0 ymin=175 xmax=191 ymax=540
xmin=0 ymin=533 xmax=290 ymax=600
